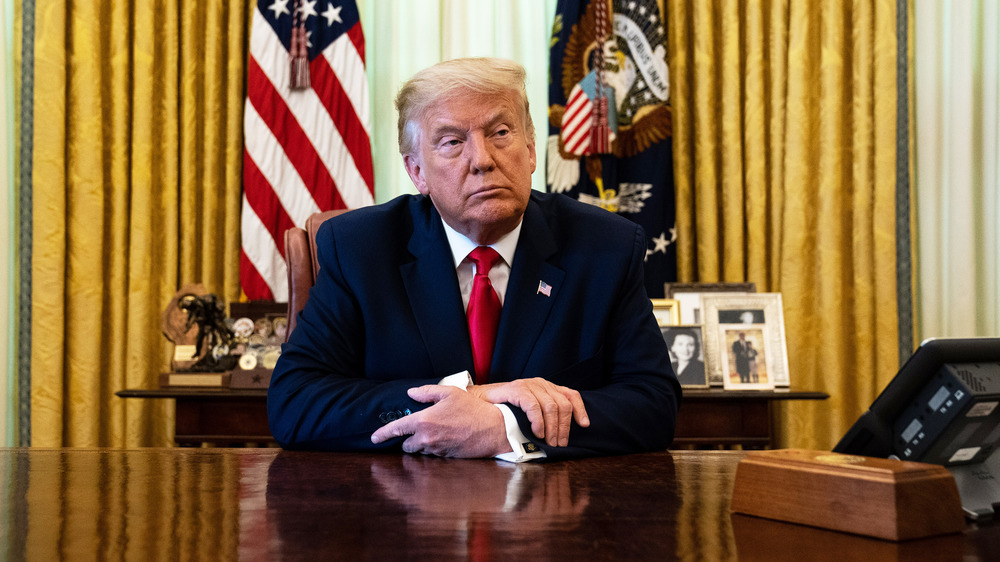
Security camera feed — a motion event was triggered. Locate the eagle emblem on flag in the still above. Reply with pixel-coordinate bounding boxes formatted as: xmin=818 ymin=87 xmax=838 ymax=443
xmin=547 ymin=0 xmax=677 ymax=297
xmin=548 ymin=0 xmax=672 ymax=202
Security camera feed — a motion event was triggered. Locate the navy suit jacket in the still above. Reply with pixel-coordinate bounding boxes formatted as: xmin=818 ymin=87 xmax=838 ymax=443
xmin=267 ymin=191 xmax=681 ymax=460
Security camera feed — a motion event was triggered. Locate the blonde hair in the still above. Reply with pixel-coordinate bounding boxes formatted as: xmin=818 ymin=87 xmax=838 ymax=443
xmin=394 ymin=57 xmax=534 ymax=156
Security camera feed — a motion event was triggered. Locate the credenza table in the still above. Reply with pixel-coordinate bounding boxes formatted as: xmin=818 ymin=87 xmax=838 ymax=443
xmin=116 ymin=386 xmax=828 ymax=448
xmin=1 ymin=448 xmax=995 ymax=560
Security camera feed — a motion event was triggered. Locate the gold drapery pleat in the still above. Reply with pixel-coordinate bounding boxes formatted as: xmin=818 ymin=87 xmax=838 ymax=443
xmin=669 ymin=0 xmax=909 ymax=449
xmin=30 ymin=2 xmax=250 ymax=447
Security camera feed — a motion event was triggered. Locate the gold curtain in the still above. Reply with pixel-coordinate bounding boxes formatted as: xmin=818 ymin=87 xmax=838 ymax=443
xmin=669 ymin=1 xmax=910 ymax=449
xmin=30 ymin=1 xmax=250 ymax=447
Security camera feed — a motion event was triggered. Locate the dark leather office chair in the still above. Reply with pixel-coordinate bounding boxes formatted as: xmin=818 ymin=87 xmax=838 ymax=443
xmin=284 ymin=209 xmax=349 ymax=340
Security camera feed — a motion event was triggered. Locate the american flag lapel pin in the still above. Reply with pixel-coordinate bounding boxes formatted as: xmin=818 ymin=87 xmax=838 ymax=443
xmin=537 ymin=280 xmax=552 ymax=297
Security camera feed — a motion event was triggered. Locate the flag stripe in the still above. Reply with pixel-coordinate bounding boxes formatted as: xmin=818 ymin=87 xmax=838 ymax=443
xmin=322 ymin=29 xmax=370 ymax=134
xmin=240 ymin=250 xmax=274 ymax=302
xmin=562 ymin=86 xmax=592 ymax=155
xmin=241 ymin=193 xmax=287 ymax=301
xmin=316 ymin=31 xmax=375 ymax=193
xmin=244 ymin=104 xmax=322 ymax=226
xmin=243 ymin=149 xmax=298 ymax=256
xmin=347 ymin=21 xmax=365 ymax=62
xmin=247 ymin=58 xmax=343 ymax=211
xmin=308 ymin=57 xmax=375 ymax=200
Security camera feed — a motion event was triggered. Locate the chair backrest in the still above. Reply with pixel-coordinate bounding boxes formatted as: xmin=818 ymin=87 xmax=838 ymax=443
xmin=284 ymin=209 xmax=348 ymax=340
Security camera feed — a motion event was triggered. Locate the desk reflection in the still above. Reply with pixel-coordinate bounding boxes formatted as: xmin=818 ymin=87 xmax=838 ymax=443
xmin=731 ymin=514 xmax=965 ymax=561
xmin=370 ymin=455 xmax=590 ymax=526
xmin=263 ymin=452 xmax=677 ymax=559
xmin=1 ymin=449 xmax=245 ymax=561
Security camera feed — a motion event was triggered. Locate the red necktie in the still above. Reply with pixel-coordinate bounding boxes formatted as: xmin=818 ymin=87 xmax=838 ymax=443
xmin=467 ymin=247 xmax=502 ymax=385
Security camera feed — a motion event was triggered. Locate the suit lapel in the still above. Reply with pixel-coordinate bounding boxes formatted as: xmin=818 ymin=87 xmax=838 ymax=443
xmin=400 ymin=199 xmax=472 ymax=376
xmin=492 ymin=201 xmax=565 ymax=382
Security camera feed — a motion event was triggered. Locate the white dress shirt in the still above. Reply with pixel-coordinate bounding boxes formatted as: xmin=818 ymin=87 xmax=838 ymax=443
xmin=439 ymin=218 xmax=546 ymax=462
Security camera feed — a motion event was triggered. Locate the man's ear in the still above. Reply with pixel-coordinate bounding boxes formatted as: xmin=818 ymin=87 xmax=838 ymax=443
xmin=403 ymin=154 xmax=428 ymax=195
xmin=527 ymin=137 xmax=537 ymax=174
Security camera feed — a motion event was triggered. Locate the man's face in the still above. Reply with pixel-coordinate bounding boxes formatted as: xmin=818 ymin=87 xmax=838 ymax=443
xmin=403 ymin=90 xmax=536 ymax=245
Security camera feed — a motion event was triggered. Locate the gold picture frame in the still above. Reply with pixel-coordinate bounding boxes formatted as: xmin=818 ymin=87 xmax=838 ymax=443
xmin=651 ymin=299 xmax=680 ymax=327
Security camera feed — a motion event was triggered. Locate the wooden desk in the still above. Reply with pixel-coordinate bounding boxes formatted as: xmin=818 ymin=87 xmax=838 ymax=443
xmin=117 ymin=387 xmax=827 ymax=448
xmin=0 ymin=448 xmax=994 ymax=560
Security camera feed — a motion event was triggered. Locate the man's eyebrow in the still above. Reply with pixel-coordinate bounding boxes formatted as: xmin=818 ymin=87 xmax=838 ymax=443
xmin=430 ymin=124 xmax=467 ymax=141
xmin=482 ymin=110 xmax=515 ymax=130
xmin=429 ymin=110 xmax=515 ymax=141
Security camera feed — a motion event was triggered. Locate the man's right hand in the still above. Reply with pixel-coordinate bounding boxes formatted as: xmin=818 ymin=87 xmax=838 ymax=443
xmin=369 ymin=385 xmax=512 ymax=458
xmin=468 ymin=378 xmax=590 ymax=447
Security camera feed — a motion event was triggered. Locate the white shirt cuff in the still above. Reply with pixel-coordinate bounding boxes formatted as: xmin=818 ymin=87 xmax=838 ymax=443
xmin=493 ymin=404 xmax=547 ymax=462
xmin=439 ymin=371 xmax=473 ymax=390
xmin=440 ymin=371 xmax=545 ymax=462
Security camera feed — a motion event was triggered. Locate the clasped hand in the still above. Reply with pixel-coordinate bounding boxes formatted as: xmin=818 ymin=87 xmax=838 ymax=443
xmin=369 ymin=378 xmax=590 ymax=458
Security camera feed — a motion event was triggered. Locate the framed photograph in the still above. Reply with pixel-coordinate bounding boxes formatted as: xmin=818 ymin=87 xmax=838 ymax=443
xmin=701 ymin=293 xmax=789 ymax=387
xmin=661 ymin=325 xmax=709 ymax=388
xmin=650 ymin=299 xmax=680 ymax=326
xmin=720 ymin=328 xmax=773 ymax=390
xmin=672 ymin=292 xmax=704 ymax=324
xmin=664 ymin=283 xmax=756 ymax=325
xmin=663 ymin=282 xmax=757 ymax=297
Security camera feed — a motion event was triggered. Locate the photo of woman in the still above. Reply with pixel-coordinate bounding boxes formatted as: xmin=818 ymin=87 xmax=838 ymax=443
xmin=662 ymin=326 xmax=708 ymax=388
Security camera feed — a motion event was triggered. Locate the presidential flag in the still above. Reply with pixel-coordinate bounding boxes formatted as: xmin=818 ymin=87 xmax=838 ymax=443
xmin=241 ymin=0 xmax=375 ymax=301
xmin=547 ymin=0 xmax=676 ymax=298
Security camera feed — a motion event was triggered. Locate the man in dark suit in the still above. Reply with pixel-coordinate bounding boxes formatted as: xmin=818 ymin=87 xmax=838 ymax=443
xmin=267 ymin=57 xmax=681 ymax=461
xmin=733 ymin=333 xmax=751 ymax=383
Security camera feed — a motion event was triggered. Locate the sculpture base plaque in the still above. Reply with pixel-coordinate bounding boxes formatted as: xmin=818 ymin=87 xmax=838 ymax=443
xmin=229 ymin=368 xmax=272 ymax=389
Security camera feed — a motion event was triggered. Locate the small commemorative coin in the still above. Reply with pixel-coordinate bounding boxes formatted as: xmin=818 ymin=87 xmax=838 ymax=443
xmin=272 ymin=317 xmax=288 ymax=340
xmin=255 ymin=318 xmax=273 ymax=337
xmin=233 ymin=317 xmax=255 ymax=338
xmin=262 ymin=348 xmax=281 ymax=370
xmin=212 ymin=343 xmax=230 ymax=360
xmin=239 ymin=353 xmax=258 ymax=370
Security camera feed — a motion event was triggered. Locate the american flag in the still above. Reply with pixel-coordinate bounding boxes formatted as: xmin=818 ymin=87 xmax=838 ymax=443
xmin=561 ymin=83 xmax=595 ymax=155
xmin=241 ymin=0 xmax=374 ymax=301
xmin=537 ymin=280 xmax=553 ymax=297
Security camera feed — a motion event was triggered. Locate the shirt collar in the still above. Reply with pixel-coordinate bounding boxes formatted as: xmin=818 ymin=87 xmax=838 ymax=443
xmin=441 ymin=217 xmax=522 ymax=269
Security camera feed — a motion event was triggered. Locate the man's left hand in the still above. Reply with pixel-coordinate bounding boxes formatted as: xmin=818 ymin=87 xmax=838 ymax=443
xmin=469 ymin=378 xmax=589 ymax=447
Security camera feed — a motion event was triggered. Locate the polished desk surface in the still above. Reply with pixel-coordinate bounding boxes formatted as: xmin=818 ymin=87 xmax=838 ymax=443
xmin=1 ymin=449 xmax=995 ymax=561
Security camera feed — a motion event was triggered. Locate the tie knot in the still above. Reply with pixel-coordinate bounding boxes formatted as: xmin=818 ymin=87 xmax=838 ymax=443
xmin=468 ymin=246 xmax=501 ymax=277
